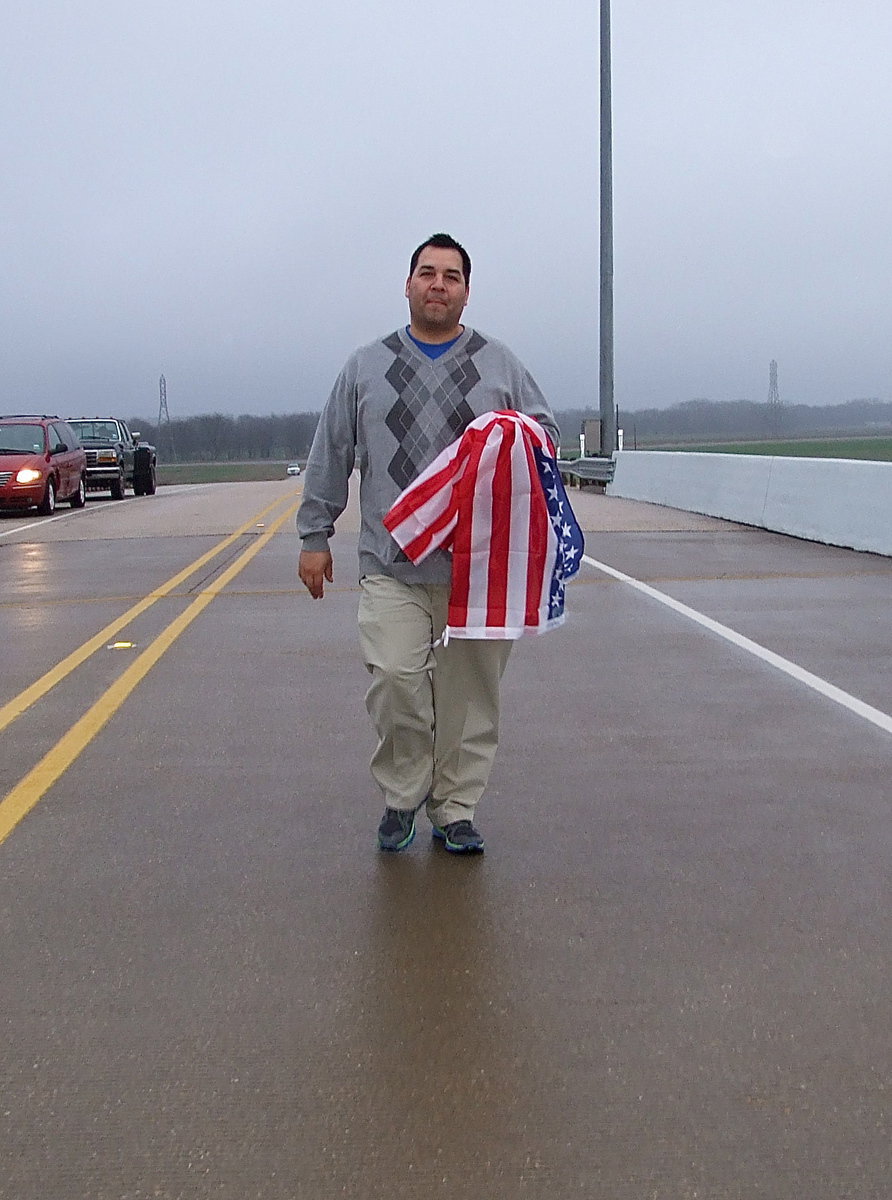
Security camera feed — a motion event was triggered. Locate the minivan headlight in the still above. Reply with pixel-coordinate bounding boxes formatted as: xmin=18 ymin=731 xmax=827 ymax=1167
xmin=16 ymin=468 xmax=43 ymax=484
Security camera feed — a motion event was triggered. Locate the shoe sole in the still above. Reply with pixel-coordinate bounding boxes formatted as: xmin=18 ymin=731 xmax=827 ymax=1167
xmin=378 ymin=823 xmax=416 ymax=852
xmin=431 ymin=826 xmax=484 ymax=854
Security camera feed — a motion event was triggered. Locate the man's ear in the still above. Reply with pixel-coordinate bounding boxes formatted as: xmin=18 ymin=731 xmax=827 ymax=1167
xmin=405 ymin=277 xmax=412 ymax=298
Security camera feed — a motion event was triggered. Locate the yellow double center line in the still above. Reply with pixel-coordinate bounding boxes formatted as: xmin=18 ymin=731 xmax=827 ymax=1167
xmin=0 ymin=494 xmax=301 ymax=846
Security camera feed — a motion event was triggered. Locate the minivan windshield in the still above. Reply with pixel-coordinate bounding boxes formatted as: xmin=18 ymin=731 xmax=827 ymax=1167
xmin=0 ymin=423 xmax=46 ymax=453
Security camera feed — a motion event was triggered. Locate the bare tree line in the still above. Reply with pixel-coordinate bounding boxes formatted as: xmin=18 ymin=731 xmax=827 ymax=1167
xmin=129 ymin=411 xmax=321 ymax=463
xmin=129 ymin=398 xmax=892 ymax=463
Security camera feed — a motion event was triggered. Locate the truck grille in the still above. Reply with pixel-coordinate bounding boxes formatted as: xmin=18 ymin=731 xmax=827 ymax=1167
xmin=85 ymin=450 xmax=99 ymax=466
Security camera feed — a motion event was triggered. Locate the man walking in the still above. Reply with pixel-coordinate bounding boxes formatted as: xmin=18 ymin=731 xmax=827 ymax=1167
xmin=297 ymin=234 xmax=559 ymax=853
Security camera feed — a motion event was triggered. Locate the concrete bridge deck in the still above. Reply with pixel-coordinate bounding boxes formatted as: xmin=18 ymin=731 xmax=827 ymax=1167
xmin=1 ymin=481 xmax=889 ymax=1199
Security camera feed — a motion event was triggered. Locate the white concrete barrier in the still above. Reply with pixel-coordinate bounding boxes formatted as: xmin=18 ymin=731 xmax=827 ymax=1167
xmin=608 ymin=451 xmax=892 ymax=557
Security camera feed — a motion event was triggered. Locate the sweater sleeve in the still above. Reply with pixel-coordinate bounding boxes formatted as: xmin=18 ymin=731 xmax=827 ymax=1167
xmin=517 ymin=367 xmax=561 ymax=452
xmin=295 ymin=359 xmax=358 ymax=551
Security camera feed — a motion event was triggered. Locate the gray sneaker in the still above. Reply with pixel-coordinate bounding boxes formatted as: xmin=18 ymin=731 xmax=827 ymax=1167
xmin=431 ymin=819 xmax=485 ymax=854
xmin=377 ymin=807 xmax=417 ymax=851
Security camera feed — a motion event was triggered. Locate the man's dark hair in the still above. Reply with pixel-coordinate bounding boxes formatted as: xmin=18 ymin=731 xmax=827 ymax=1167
xmin=409 ymin=233 xmax=471 ymax=286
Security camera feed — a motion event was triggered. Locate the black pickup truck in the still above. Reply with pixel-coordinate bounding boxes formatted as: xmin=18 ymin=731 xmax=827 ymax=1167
xmin=67 ymin=418 xmax=157 ymax=498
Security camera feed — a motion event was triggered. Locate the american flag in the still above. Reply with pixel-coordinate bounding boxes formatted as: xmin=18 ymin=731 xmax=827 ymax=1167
xmin=383 ymin=411 xmax=585 ymax=639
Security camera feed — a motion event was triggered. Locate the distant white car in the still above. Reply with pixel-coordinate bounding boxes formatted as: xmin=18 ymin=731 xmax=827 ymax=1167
xmin=286 ymin=462 xmax=302 ymax=476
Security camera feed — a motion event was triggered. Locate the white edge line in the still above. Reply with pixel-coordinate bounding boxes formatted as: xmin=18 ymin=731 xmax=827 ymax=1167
xmin=581 ymin=553 xmax=892 ymax=737
xmin=0 ymin=493 xmax=151 ymax=540
xmin=0 ymin=509 xmax=78 ymax=539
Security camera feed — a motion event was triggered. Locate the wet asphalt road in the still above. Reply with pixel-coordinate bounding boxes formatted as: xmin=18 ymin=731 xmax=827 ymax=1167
xmin=0 ymin=481 xmax=890 ymax=1199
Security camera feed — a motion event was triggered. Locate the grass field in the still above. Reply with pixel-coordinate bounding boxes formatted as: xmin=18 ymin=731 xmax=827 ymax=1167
xmin=157 ymin=461 xmax=297 ymax=485
xmin=643 ymin=437 xmax=892 ymax=461
xmin=156 ymin=438 xmax=892 ymax=485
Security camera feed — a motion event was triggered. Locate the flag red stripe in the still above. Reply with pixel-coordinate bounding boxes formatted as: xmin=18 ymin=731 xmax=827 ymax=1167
xmin=485 ymin=420 xmax=515 ymax=624
xmin=448 ymin=428 xmax=490 ymax=627
xmin=402 ymin=506 xmax=459 ymax=561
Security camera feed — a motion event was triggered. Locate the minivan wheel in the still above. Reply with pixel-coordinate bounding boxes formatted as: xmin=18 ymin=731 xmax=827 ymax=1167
xmin=70 ymin=475 xmax=87 ymax=508
xmin=38 ymin=478 xmax=56 ymax=516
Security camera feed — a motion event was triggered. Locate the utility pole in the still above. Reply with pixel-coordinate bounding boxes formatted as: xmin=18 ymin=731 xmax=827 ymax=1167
xmin=157 ymin=374 xmax=175 ymax=462
xmin=599 ymin=0 xmax=617 ymax=456
xmin=767 ymin=359 xmax=781 ymax=437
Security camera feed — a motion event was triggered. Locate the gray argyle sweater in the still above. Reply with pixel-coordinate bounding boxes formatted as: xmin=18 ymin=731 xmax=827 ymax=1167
xmin=296 ymin=326 xmax=560 ymax=584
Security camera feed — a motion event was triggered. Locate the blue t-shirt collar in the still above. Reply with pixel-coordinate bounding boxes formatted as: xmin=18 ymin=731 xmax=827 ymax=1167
xmin=406 ymin=327 xmax=462 ymax=360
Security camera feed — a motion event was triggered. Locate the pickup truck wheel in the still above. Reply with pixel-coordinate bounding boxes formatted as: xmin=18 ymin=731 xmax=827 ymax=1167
xmin=69 ymin=475 xmax=87 ymax=508
xmin=110 ymin=471 xmax=125 ymax=500
xmin=38 ymin=478 xmax=56 ymax=516
xmin=135 ymin=463 xmax=157 ymax=495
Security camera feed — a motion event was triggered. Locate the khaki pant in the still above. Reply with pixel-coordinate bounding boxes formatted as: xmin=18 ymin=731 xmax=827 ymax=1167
xmin=358 ymin=574 xmax=513 ymax=826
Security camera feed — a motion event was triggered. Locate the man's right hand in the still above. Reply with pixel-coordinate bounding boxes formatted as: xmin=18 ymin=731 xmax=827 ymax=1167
xmin=298 ymin=550 xmax=334 ymax=599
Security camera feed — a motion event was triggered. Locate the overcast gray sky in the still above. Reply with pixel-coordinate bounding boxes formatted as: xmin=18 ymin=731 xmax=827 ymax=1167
xmin=2 ymin=1 xmax=890 ymax=419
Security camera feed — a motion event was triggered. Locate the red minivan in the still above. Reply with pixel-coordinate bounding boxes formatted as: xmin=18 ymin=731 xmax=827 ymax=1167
xmin=0 ymin=415 xmax=87 ymax=514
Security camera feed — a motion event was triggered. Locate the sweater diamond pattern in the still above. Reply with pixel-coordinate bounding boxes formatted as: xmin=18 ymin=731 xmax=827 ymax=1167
xmin=383 ymin=332 xmax=485 ymax=489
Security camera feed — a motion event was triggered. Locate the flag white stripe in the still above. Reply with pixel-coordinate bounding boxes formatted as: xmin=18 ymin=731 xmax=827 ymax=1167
xmin=503 ymin=424 xmax=532 ymax=625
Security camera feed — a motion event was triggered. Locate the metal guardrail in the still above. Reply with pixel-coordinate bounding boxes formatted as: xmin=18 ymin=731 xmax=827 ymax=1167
xmin=557 ymin=456 xmax=616 ymax=487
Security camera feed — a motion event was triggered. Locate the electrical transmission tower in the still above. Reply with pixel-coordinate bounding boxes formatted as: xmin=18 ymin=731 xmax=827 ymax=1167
xmin=767 ymin=359 xmax=782 ymax=437
xmin=157 ymin=374 xmax=175 ymax=462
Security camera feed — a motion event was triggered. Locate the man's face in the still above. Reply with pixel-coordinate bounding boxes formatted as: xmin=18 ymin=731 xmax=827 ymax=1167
xmin=405 ymin=247 xmax=469 ymax=339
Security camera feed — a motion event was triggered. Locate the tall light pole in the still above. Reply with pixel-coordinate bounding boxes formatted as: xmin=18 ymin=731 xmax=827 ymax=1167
xmin=600 ymin=0 xmax=617 ymax=455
